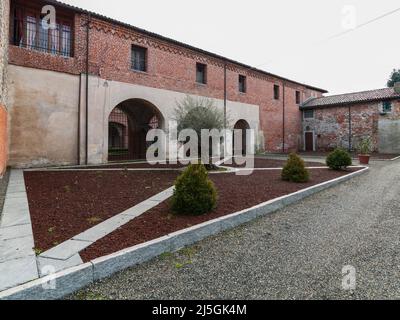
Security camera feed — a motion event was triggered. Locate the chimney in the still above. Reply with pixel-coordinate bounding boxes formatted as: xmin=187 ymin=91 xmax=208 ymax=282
xmin=395 ymin=82 xmax=400 ymax=94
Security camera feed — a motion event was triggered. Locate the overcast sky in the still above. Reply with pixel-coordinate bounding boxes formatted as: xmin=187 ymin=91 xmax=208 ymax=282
xmin=62 ymin=0 xmax=400 ymax=95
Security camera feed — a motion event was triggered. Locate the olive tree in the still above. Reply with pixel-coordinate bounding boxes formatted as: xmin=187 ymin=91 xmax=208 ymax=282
xmin=173 ymin=96 xmax=228 ymax=169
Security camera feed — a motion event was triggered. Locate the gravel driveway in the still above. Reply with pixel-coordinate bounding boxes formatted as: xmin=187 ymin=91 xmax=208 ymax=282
xmin=70 ymin=160 xmax=400 ymax=300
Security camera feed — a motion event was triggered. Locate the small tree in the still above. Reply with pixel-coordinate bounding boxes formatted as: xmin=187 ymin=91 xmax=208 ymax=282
xmin=387 ymin=69 xmax=400 ymax=87
xmin=326 ymin=148 xmax=352 ymax=170
xmin=171 ymin=164 xmax=218 ymax=215
xmin=282 ymin=153 xmax=310 ymax=183
xmin=174 ymin=96 xmax=227 ymax=169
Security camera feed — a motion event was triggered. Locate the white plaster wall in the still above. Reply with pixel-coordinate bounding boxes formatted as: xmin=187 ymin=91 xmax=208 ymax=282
xmin=83 ymin=75 xmax=261 ymax=164
xmin=7 ymin=66 xmax=261 ymax=167
xmin=7 ymin=65 xmax=80 ymax=167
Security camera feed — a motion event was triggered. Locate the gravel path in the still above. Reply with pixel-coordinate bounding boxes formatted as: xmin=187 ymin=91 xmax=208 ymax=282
xmin=70 ymin=160 xmax=400 ymax=300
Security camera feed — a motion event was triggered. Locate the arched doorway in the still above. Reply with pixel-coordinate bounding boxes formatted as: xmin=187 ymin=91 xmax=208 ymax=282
xmin=108 ymin=99 xmax=164 ymax=161
xmin=233 ymin=119 xmax=250 ymax=156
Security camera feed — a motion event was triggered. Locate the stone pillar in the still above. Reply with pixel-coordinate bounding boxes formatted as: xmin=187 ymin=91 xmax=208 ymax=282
xmin=0 ymin=0 xmax=10 ymax=176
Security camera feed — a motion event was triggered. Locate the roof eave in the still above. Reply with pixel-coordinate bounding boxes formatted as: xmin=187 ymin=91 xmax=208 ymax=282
xmin=300 ymin=96 xmax=400 ymax=110
xmin=47 ymin=0 xmax=328 ymax=93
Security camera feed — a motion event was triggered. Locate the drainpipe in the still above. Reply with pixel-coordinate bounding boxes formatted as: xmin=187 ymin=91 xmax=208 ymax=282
xmin=77 ymin=75 xmax=81 ymax=165
xmin=223 ymin=61 xmax=227 ymax=156
xmin=282 ymin=83 xmax=286 ymax=153
xmin=223 ymin=62 xmax=227 ymax=129
xmin=85 ymin=13 xmax=91 ymax=165
xmin=348 ymin=105 xmax=352 ymax=152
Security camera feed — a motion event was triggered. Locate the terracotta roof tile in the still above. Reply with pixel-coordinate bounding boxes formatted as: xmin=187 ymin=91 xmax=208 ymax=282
xmin=45 ymin=0 xmax=327 ymax=92
xmin=301 ymin=87 xmax=400 ymax=109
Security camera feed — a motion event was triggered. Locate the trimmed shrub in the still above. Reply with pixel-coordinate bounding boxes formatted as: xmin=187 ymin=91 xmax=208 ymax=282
xmin=282 ymin=153 xmax=310 ymax=183
xmin=326 ymin=148 xmax=352 ymax=170
xmin=171 ymin=164 xmax=218 ymax=215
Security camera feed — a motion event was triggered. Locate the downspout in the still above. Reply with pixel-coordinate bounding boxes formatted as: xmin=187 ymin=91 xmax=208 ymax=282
xmin=85 ymin=13 xmax=91 ymax=165
xmin=223 ymin=61 xmax=227 ymax=156
xmin=282 ymin=83 xmax=286 ymax=153
xmin=348 ymin=105 xmax=352 ymax=152
xmin=223 ymin=62 xmax=227 ymax=129
xmin=77 ymin=75 xmax=81 ymax=165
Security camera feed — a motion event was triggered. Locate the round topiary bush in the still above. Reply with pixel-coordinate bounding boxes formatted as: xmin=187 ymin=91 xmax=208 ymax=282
xmin=282 ymin=153 xmax=310 ymax=183
xmin=326 ymin=148 xmax=352 ymax=170
xmin=171 ymin=164 xmax=218 ymax=215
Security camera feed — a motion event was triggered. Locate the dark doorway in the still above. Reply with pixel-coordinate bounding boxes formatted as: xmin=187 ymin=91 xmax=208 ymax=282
xmin=233 ymin=120 xmax=250 ymax=156
xmin=305 ymin=132 xmax=314 ymax=152
xmin=108 ymin=99 xmax=163 ymax=162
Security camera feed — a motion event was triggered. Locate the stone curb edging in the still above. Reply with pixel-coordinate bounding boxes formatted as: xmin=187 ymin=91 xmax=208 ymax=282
xmin=265 ymin=153 xmax=400 ymax=162
xmin=0 ymin=167 xmax=369 ymax=300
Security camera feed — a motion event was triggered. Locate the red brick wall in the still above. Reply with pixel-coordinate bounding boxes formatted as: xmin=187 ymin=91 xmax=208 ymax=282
xmin=8 ymin=9 xmax=325 ymax=152
xmin=303 ymin=100 xmax=400 ymax=152
xmin=0 ymin=105 xmax=7 ymax=175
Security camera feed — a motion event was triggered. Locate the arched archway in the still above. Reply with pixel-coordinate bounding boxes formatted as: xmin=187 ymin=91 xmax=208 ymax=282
xmin=108 ymin=99 xmax=164 ymax=161
xmin=233 ymin=119 xmax=250 ymax=156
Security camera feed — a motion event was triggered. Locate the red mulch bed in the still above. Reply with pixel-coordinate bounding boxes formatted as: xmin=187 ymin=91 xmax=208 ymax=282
xmin=295 ymin=152 xmax=399 ymax=160
xmin=222 ymin=157 xmax=323 ymax=168
xmin=24 ymin=170 xmax=179 ymax=252
xmin=80 ymin=168 xmax=361 ymax=262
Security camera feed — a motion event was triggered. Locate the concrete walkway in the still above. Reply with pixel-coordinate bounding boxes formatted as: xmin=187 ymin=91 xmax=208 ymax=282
xmin=0 ymin=171 xmax=175 ymax=290
xmin=0 ymin=170 xmax=38 ymax=292
xmin=70 ymin=160 xmax=400 ymax=300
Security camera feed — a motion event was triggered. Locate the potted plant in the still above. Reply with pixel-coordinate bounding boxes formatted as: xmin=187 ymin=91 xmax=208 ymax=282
xmin=357 ymin=137 xmax=372 ymax=165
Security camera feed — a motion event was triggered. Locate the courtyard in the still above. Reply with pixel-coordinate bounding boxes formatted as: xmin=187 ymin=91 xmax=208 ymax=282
xmin=69 ymin=158 xmax=400 ymax=300
xmin=0 ymin=155 xmax=369 ymax=298
xmin=1 ymin=0 xmax=400 ymax=304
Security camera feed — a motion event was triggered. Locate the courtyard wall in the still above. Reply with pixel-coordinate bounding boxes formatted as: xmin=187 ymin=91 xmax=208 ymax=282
xmin=0 ymin=0 xmax=10 ymax=175
xmin=7 ymin=1 xmax=325 ymax=166
xmin=302 ymin=100 xmax=400 ymax=153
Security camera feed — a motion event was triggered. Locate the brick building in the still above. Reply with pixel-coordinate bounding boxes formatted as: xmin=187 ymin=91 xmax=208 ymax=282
xmin=301 ymin=86 xmax=400 ymax=153
xmin=1 ymin=0 xmax=328 ymax=168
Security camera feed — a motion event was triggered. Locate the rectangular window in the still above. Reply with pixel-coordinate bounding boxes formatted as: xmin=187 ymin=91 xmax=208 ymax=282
xmin=296 ymin=91 xmax=301 ymax=104
xmin=131 ymin=45 xmax=147 ymax=72
xmin=304 ymin=110 xmax=315 ymax=119
xmin=382 ymin=101 xmax=392 ymax=113
xmin=11 ymin=6 xmax=73 ymax=57
xmin=239 ymin=75 xmax=247 ymax=93
xmin=196 ymin=63 xmax=207 ymax=84
xmin=274 ymin=85 xmax=280 ymax=100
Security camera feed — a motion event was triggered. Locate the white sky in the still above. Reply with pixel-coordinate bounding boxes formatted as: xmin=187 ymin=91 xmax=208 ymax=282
xmin=61 ymin=0 xmax=400 ymax=95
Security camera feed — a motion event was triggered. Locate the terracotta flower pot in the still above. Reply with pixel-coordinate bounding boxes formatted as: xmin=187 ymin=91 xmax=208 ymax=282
xmin=358 ymin=154 xmax=371 ymax=165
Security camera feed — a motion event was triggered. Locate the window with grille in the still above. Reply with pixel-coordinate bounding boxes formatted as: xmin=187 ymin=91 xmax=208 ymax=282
xmin=196 ymin=63 xmax=207 ymax=84
xmin=131 ymin=45 xmax=147 ymax=72
xmin=239 ymin=75 xmax=246 ymax=93
xmin=382 ymin=101 xmax=392 ymax=113
xmin=303 ymin=110 xmax=315 ymax=119
xmin=11 ymin=5 xmax=73 ymax=57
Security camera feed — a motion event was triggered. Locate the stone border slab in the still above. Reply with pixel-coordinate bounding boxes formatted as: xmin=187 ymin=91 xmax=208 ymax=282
xmin=38 ymin=187 xmax=175 ymax=265
xmin=0 ymin=167 xmax=368 ymax=300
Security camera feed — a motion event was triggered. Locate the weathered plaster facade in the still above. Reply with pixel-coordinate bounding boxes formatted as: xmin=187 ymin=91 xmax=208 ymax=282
xmin=7 ymin=65 xmax=80 ymax=167
xmin=0 ymin=0 xmax=10 ymax=175
xmin=7 ymin=66 xmax=260 ymax=167
xmin=302 ymin=100 xmax=400 ymax=153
